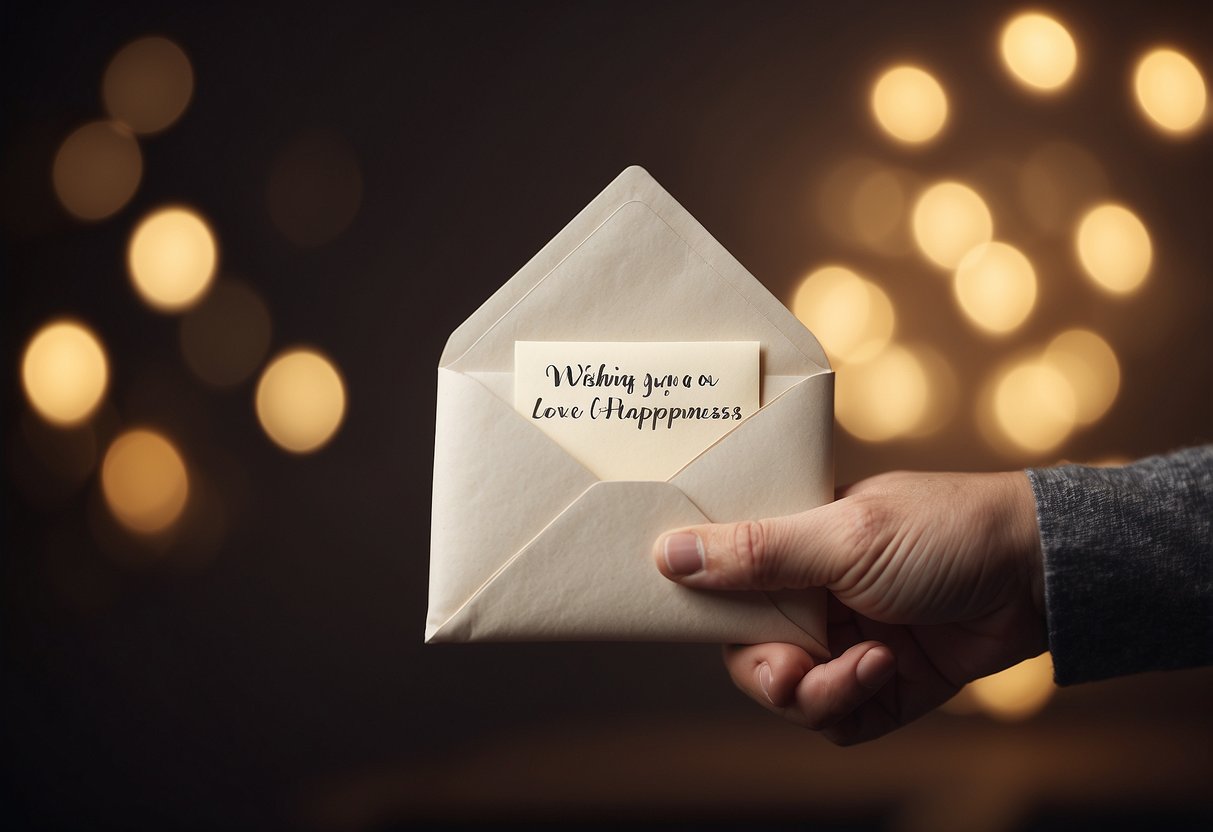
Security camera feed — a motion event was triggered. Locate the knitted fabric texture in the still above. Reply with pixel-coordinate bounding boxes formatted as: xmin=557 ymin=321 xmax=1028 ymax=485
xmin=1028 ymin=445 xmax=1213 ymax=685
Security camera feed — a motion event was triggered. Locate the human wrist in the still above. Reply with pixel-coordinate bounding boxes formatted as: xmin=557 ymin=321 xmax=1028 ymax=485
xmin=1002 ymin=470 xmax=1045 ymax=618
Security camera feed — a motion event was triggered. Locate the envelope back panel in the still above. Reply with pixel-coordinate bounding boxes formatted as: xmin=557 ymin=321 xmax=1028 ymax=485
xmin=432 ymin=482 xmax=827 ymax=655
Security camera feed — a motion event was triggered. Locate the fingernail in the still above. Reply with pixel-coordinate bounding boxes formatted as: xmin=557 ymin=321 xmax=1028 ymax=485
xmin=856 ymin=646 xmax=895 ymax=690
xmin=758 ymin=662 xmax=773 ymax=704
xmin=663 ymin=533 xmax=705 ymax=576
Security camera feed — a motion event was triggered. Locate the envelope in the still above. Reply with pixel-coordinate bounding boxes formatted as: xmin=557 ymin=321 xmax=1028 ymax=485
xmin=426 ymin=166 xmax=834 ymax=657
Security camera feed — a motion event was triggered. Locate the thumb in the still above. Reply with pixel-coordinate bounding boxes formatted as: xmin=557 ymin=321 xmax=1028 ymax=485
xmin=653 ymin=504 xmax=854 ymax=591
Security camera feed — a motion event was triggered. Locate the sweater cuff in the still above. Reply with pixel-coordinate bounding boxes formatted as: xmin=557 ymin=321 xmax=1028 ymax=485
xmin=1026 ymin=448 xmax=1213 ymax=686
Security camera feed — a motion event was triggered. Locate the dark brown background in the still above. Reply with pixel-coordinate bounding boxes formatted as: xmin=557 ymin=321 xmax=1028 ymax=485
xmin=2 ymin=1 xmax=1210 ymax=829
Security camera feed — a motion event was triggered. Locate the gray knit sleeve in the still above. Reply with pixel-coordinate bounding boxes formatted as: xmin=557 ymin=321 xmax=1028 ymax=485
xmin=1026 ymin=446 xmax=1213 ymax=685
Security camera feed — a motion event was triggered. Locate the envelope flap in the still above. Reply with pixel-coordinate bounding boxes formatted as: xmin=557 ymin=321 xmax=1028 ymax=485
xmin=428 ymin=368 xmax=597 ymax=631
xmin=428 ymin=481 xmax=829 ymax=656
xmin=442 ymin=167 xmax=829 ymax=378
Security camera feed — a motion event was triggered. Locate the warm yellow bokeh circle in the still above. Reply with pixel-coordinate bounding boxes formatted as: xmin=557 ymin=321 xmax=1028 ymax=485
xmin=1075 ymin=203 xmax=1152 ymax=295
xmin=1134 ymin=48 xmax=1207 ymax=135
xmin=102 ymin=429 xmax=190 ymax=534
xmin=21 ymin=320 xmax=109 ymax=426
xmin=993 ymin=361 xmax=1077 ymax=453
xmin=127 ymin=206 xmax=218 ymax=312
xmin=953 ymin=242 xmax=1037 ymax=334
xmin=871 ymin=66 xmax=948 ymax=144
xmin=835 ymin=344 xmax=930 ymax=442
xmin=791 ymin=266 xmax=895 ymax=365
xmin=1000 ymin=13 xmax=1077 ymax=92
xmin=1043 ymin=329 xmax=1120 ymax=425
xmin=103 ymin=36 xmax=195 ymax=135
xmin=256 ymin=349 xmax=347 ymax=453
xmin=52 ymin=120 xmax=143 ymax=221
xmin=912 ymin=182 xmax=994 ymax=269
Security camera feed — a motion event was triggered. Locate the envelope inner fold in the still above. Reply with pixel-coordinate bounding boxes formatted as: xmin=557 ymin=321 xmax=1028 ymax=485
xmin=448 ymin=201 xmax=824 ymax=379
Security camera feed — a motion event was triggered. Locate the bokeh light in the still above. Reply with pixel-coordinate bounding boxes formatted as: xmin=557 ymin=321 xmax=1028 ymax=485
xmin=266 ymin=129 xmax=363 ymax=247
xmin=791 ymin=266 xmax=895 ymax=365
xmin=127 ymin=206 xmax=218 ymax=311
xmin=967 ymin=653 xmax=1056 ymax=721
xmin=871 ymin=65 xmax=948 ymax=144
xmin=101 ymin=429 xmax=190 ymax=534
xmin=999 ymin=12 xmax=1077 ymax=92
xmin=849 ymin=167 xmax=912 ymax=254
xmin=903 ymin=344 xmax=958 ymax=438
xmin=21 ymin=320 xmax=109 ymax=426
xmin=912 ymin=182 xmax=994 ymax=269
xmin=255 ymin=349 xmax=347 ymax=453
xmin=1075 ymin=203 xmax=1151 ymax=295
xmin=835 ymin=344 xmax=929 ymax=442
xmin=817 ymin=160 xmax=916 ymax=255
xmin=992 ymin=360 xmax=1077 ymax=454
xmin=953 ymin=242 xmax=1037 ymax=334
xmin=1018 ymin=142 xmax=1108 ymax=234
xmin=1133 ymin=48 xmax=1207 ymax=135
xmin=1043 ymin=329 xmax=1120 ymax=425
xmin=103 ymin=36 xmax=194 ymax=135
xmin=179 ymin=279 xmax=273 ymax=387
xmin=52 ymin=121 xmax=142 ymax=221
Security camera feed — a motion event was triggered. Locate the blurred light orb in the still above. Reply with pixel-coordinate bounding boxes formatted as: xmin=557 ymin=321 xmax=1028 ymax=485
xmin=179 ymin=279 xmax=273 ymax=387
xmin=999 ymin=12 xmax=1077 ymax=92
xmin=968 ymin=653 xmax=1056 ymax=721
xmin=1018 ymin=142 xmax=1108 ymax=234
xmin=1044 ymin=329 xmax=1120 ymax=426
xmin=904 ymin=344 xmax=958 ymax=438
xmin=21 ymin=320 xmax=109 ymax=426
xmin=103 ymin=36 xmax=194 ymax=135
xmin=52 ymin=120 xmax=142 ymax=221
xmin=1134 ymin=48 xmax=1207 ymax=134
xmin=818 ymin=159 xmax=877 ymax=244
xmin=850 ymin=168 xmax=908 ymax=253
xmin=101 ymin=429 xmax=189 ymax=534
xmin=128 ymin=206 xmax=218 ymax=311
xmin=1075 ymin=204 xmax=1151 ymax=295
xmin=994 ymin=361 xmax=1076 ymax=453
xmin=912 ymin=182 xmax=994 ymax=269
xmin=256 ymin=349 xmax=347 ymax=453
xmin=792 ymin=266 xmax=895 ymax=365
xmin=953 ymin=242 xmax=1037 ymax=334
xmin=835 ymin=344 xmax=929 ymax=442
xmin=871 ymin=66 xmax=948 ymax=144
xmin=266 ymin=129 xmax=363 ymax=247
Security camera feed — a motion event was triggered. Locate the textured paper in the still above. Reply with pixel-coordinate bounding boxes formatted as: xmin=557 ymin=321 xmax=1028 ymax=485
xmin=427 ymin=166 xmax=834 ymax=654
xmin=514 ymin=341 xmax=760 ymax=481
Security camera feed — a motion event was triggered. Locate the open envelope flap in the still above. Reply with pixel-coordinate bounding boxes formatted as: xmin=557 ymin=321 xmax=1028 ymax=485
xmin=429 ymin=368 xmax=597 ymax=632
xmin=430 ymin=481 xmax=828 ymax=655
xmin=442 ymin=166 xmax=829 ymax=379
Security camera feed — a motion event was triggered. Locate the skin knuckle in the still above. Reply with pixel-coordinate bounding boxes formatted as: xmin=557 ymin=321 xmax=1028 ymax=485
xmin=800 ymin=678 xmax=839 ymax=732
xmin=731 ymin=520 xmax=770 ymax=584
xmin=839 ymin=495 xmax=887 ymax=561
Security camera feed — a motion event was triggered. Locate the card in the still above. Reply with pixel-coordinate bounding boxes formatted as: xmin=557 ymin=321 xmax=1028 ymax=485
xmin=514 ymin=341 xmax=760 ymax=481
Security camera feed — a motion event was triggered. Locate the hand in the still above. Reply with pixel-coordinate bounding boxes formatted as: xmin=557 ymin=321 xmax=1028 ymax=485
xmin=652 ymin=471 xmax=1046 ymax=745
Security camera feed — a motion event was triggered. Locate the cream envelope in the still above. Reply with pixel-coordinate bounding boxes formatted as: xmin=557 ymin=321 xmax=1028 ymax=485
xmin=427 ymin=166 xmax=833 ymax=657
